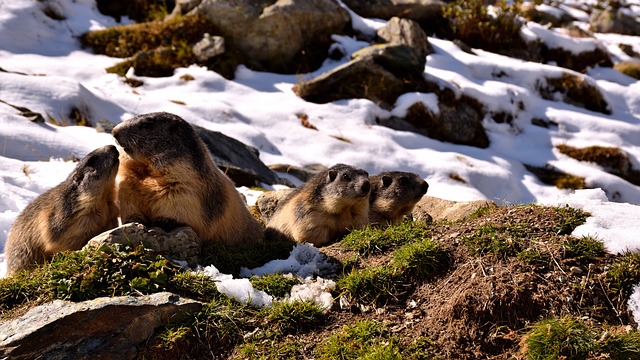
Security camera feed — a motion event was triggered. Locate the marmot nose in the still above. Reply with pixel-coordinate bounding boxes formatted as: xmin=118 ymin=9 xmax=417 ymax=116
xmin=421 ymin=180 xmax=429 ymax=194
xmin=361 ymin=180 xmax=371 ymax=194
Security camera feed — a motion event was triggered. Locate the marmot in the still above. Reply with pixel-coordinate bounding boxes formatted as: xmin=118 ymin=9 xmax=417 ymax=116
xmin=5 ymin=145 xmax=120 ymax=275
xmin=112 ymin=111 xmax=264 ymax=246
xmin=265 ymin=163 xmax=370 ymax=246
xmin=368 ymin=171 xmax=429 ymax=226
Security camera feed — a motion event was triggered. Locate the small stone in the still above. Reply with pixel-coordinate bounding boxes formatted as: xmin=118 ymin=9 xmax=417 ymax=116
xmin=570 ymin=266 xmax=583 ymax=275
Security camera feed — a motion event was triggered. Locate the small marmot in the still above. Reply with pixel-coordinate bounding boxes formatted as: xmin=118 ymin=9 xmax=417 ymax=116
xmin=265 ymin=163 xmax=370 ymax=246
xmin=5 ymin=145 xmax=120 ymax=275
xmin=112 ymin=112 xmax=264 ymax=246
xmin=368 ymin=171 xmax=428 ymax=226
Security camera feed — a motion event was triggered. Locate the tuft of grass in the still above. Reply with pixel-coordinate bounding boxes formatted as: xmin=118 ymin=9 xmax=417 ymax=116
xmin=262 ymin=300 xmax=325 ymax=335
xmin=606 ymin=252 xmax=640 ymax=304
xmin=563 ymin=236 xmax=605 ymax=263
xmin=338 ymin=265 xmax=400 ymax=305
xmin=442 ymin=0 xmax=524 ymax=53
xmin=393 ymin=238 xmax=448 ymax=280
xmin=556 ymin=144 xmax=640 ymax=186
xmin=551 ymin=206 xmax=590 ymax=235
xmin=524 ymin=316 xmax=596 ymax=360
xmin=236 ymin=337 xmax=305 ymax=360
xmin=599 ymin=328 xmax=640 ymax=360
xmin=250 ymin=274 xmax=301 ymax=299
xmin=524 ymin=164 xmax=586 ymax=190
xmin=615 ymin=61 xmax=640 ymax=80
xmin=341 ymin=220 xmax=430 ymax=256
xmin=315 ymin=320 xmax=439 ymax=359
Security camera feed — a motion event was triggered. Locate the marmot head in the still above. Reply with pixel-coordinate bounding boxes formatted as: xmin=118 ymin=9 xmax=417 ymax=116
xmin=112 ymin=112 xmax=207 ymax=169
xmin=318 ymin=164 xmax=370 ymax=204
xmin=369 ymin=171 xmax=428 ymax=208
xmin=70 ymin=145 xmax=119 ymax=195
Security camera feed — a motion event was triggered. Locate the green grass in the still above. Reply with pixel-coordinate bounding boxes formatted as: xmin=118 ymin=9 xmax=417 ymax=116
xmin=250 ymin=274 xmax=301 ymax=299
xmin=563 ymin=236 xmax=606 ymax=263
xmin=262 ymin=300 xmax=325 ymax=334
xmin=393 ymin=238 xmax=448 ymax=279
xmin=523 ymin=317 xmax=640 ymax=360
xmin=524 ymin=316 xmax=596 ymax=360
xmin=341 ymin=220 xmax=430 ymax=256
xmin=315 ymin=320 xmax=439 ymax=360
xmin=605 ymin=252 xmax=640 ymax=303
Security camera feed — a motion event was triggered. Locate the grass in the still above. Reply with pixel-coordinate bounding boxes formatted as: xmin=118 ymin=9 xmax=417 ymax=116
xmin=262 ymin=300 xmax=325 ymax=334
xmin=615 ymin=61 xmax=640 ymax=80
xmin=442 ymin=0 xmax=524 ymax=53
xmin=523 ymin=317 xmax=640 ymax=360
xmin=605 ymin=252 xmax=640 ymax=304
xmin=202 ymin=240 xmax=296 ymax=276
xmin=556 ymin=144 xmax=640 ymax=186
xmin=341 ymin=219 xmax=430 ymax=256
xmin=524 ymin=316 xmax=597 ymax=360
xmin=524 ymin=164 xmax=587 ymax=190
xmin=250 ymin=274 xmax=301 ymax=299
xmin=315 ymin=320 xmax=439 ymax=360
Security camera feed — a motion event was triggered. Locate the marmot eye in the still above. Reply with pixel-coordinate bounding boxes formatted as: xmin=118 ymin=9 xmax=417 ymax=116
xmin=342 ymin=173 xmax=350 ymax=181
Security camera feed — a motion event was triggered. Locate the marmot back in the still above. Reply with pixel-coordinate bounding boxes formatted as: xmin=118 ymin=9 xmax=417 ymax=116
xmin=369 ymin=171 xmax=428 ymax=226
xmin=5 ymin=145 xmax=120 ymax=275
xmin=113 ymin=111 xmax=264 ymax=246
xmin=266 ymin=163 xmax=370 ymax=246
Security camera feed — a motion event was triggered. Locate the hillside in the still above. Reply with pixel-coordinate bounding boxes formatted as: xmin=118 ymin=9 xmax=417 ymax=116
xmin=2 ymin=0 xmax=640 ymax=358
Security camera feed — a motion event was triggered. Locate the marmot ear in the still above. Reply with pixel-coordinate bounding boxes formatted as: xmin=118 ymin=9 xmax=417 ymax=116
xmin=328 ymin=169 xmax=337 ymax=182
xmin=382 ymin=175 xmax=393 ymax=187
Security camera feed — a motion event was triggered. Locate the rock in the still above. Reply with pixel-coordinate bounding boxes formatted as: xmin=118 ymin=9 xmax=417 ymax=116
xmin=537 ymin=73 xmax=611 ymax=115
xmin=0 ymin=292 xmax=203 ymax=360
xmin=376 ymin=17 xmax=433 ymax=59
xmin=590 ymin=8 xmax=640 ymax=36
xmin=341 ymin=0 xmax=444 ymax=23
xmin=293 ymin=44 xmax=424 ymax=109
xmin=192 ymin=33 xmax=225 ymax=62
xmin=86 ymin=223 xmax=203 ymax=268
xmin=412 ymin=196 xmax=496 ymax=223
xmin=192 ymin=125 xmax=285 ymax=186
xmin=255 ymin=189 xmax=294 ymax=223
xmin=269 ymin=163 xmax=327 ymax=182
xmin=376 ymin=96 xmax=490 ymax=148
xmin=95 ymin=119 xmax=117 ymax=133
xmin=186 ymin=0 xmax=350 ymax=73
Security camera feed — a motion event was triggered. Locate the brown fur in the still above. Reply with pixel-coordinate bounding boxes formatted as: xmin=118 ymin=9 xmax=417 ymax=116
xmin=112 ymin=112 xmax=263 ymax=246
xmin=368 ymin=171 xmax=428 ymax=226
xmin=5 ymin=145 xmax=120 ymax=275
xmin=266 ymin=164 xmax=370 ymax=246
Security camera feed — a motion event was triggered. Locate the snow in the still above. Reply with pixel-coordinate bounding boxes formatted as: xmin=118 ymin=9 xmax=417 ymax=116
xmin=1 ymin=0 xmax=640 ymax=316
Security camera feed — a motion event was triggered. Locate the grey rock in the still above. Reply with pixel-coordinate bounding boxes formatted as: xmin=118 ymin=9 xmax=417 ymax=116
xmin=192 ymin=33 xmax=225 ymax=62
xmin=86 ymin=222 xmax=203 ymax=268
xmin=187 ymin=0 xmax=350 ymax=72
xmin=591 ymin=8 xmax=640 ymax=36
xmin=377 ymin=17 xmax=433 ymax=59
xmin=0 ymin=292 xmax=203 ymax=360
xmin=269 ymin=163 xmax=327 ymax=182
xmin=293 ymin=44 xmax=424 ymax=109
xmin=192 ymin=125 xmax=285 ymax=186
xmin=256 ymin=189 xmax=294 ymax=223
xmin=412 ymin=196 xmax=496 ymax=223
xmin=95 ymin=119 xmax=116 ymax=133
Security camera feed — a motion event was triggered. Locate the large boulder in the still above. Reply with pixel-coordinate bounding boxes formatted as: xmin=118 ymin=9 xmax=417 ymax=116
xmin=377 ymin=16 xmax=433 ymax=59
xmin=182 ymin=0 xmax=350 ymax=73
xmin=590 ymin=8 xmax=640 ymax=36
xmin=376 ymin=92 xmax=490 ymax=149
xmin=293 ymin=44 xmax=425 ymax=109
xmin=0 ymin=292 xmax=203 ymax=360
xmin=193 ymin=125 xmax=285 ymax=186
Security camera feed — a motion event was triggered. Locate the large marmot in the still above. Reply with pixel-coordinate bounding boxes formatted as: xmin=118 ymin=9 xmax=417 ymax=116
xmin=265 ymin=163 xmax=370 ymax=246
xmin=368 ymin=171 xmax=428 ymax=226
xmin=5 ymin=145 xmax=120 ymax=275
xmin=112 ymin=112 xmax=264 ymax=246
